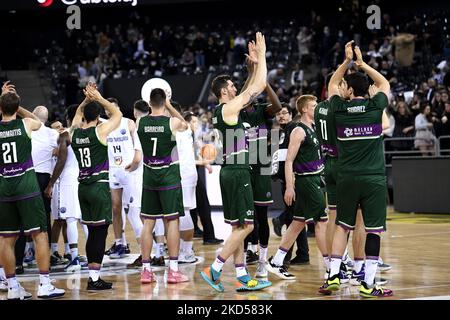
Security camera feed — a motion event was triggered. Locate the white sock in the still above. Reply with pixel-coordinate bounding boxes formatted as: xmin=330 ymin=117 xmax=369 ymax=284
xmin=323 ymin=255 xmax=330 ymax=270
xmin=0 ymin=267 xmax=5 ymax=279
xmin=183 ymin=241 xmax=193 ymax=255
xmin=39 ymin=273 xmax=50 ymax=286
xmin=51 ymin=243 xmax=58 ymax=254
xmin=121 ymin=233 xmax=127 ymax=247
xmin=169 ymin=258 xmax=178 ymax=272
xmin=115 ymin=238 xmax=123 ymax=246
xmin=249 ymin=244 xmax=257 ymax=253
xmin=64 ymin=243 xmax=70 ymax=255
xmin=259 ymin=246 xmax=268 ymax=263
xmin=272 ymin=247 xmax=288 ymax=266
xmin=211 ymin=255 xmax=225 ymax=273
xmin=25 ymin=241 xmax=34 ymax=252
xmin=142 ymin=260 xmax=151 ymax=271
xmin=89 ymin=269 xmax=100 ymax=282
xmin=70 ymin=247 xmax=79 ymax=261
xmin=235 ymin=264 xmax=247 ymax=278
xmin=354 ymin=259 xmax=364 ymax=273
xmin=364 ymin=258 xmax=379 ymax=286
xmin=155 ymin=243 xmax=165 ymax=258
xmin=179 ymin=239 xmax=185 ymax=255
xmin=7 ymin=276 xmax=18 ymax=289
xmin=329 ymin=256 xmax=342 ymax=277
xmin=343 ymin=247 xmax=349 ymax=261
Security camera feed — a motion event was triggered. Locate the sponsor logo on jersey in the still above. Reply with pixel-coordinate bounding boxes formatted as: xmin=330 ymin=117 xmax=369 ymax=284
xmin=120 ymin=129 xmax=126 ymax=135
xmin=60 ymin=207 xmax=67 ymax=213
xmin=114 ymin=156 xmax=123 ymax=165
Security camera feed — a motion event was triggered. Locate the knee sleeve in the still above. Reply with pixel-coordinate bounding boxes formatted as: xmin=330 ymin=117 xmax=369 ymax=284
xmin=65 ymin=218 xmax=78 ymax=245
xmin=86 ymin=225 xmax=109 ymax=264
xmin=153 ymin=219 xmax=165 ymax=237
xmin=256 ymin=206 xmax=269 ymax=246
xmin=365 ymin=233 xmax=381 ymax=257
xmin=127 ymin=206 xmax=143 ymax=239
xmin=179 ymin=210 xmax=194 ymax=232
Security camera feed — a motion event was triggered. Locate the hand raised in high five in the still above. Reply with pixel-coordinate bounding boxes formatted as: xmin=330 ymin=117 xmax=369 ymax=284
xmin=344 ymin=40 xmax=354 ymax=62
xmin=245 ymin=41 xmax=258 ymax=66
xmin=83 ymin=82 xmax=102 ymax=101
xmin=254 ymin=32 xmax=266 ymax=56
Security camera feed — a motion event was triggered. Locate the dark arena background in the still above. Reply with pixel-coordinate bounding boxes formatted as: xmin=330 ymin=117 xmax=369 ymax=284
xmin=1 ymin=0 xmax=450 ymax=312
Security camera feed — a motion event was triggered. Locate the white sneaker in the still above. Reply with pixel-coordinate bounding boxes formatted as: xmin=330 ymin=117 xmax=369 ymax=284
xmin=37 ymin=283 xmax=65 ymax=299
xmin=179 ymin=252 xmax=197 ymax=264
xmin=0 ymin=277 xmax=8 ymax=292
xmin=266 ymin=257 xmax=296 ymax=280
xmin=7 ymin=285 xmax=32 ymax=300
xmin=255 ymin=262 xmax=268 ymax=278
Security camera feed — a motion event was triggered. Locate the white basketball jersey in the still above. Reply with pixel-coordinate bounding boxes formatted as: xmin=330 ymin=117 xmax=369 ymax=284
xmin=59 ymin=145 xmax=79 ymax=186
xmin=176 ymin=128 xmax=198 ymax=187
xmin=107 ymin=118 xmax=135 ymax=168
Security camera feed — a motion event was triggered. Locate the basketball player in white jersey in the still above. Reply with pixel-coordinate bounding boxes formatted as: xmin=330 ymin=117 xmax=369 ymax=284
xmin=176 ymin=110 xmax=198 ymax=264
xmin=45 ymin=104 xmax=86 ymax=272
xmin=105 ymin=98 xmax=142 ymax=259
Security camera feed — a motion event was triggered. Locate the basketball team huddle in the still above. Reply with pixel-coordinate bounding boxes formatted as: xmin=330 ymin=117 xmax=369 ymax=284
xmin=0 ymin=32 xmax=393 ymax=300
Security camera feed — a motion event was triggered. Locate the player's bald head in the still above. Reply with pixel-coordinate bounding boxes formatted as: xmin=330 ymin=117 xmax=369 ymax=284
xmin=33 ymin=106 xmax=49 ymax=123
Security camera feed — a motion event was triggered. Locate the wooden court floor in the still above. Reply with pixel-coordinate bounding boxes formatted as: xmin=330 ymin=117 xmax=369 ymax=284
xmin=2 ymin=209 xmax=450 ymax=300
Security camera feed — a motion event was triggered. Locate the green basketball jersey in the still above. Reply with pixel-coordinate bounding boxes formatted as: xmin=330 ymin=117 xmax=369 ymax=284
xmin=137 ymin=115 xmax=181 ymax=189
xmin=240 ymin=103 xmax=271 ymax=168
xmin=213 ymin=103 xmax=249 ymax=169
xmin=293 ymin=122 xmax=324 ymax=176
xmin=314 ymin=100 xmax=338 ymax=158
xmin=0 ymin=119 xmax=41 ymax=200
xmin=72 ymin=127 xmax=109 ymax=185
xmin=329 ymin=92 xmax=388 ymax=176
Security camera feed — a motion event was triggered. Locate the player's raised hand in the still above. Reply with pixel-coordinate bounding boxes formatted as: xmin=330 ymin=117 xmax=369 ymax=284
xmin=245 ymin=41 xmax=258 ymax=65
xmin=2 ymin=81 xmax=16 ymax=95
xmin=254 ymin=32 xmax=266 ymax=56
xmin=354 ymin=45 xmax=364 ymax=68
xmin=344 ymin=40 xmax=354 ymax=62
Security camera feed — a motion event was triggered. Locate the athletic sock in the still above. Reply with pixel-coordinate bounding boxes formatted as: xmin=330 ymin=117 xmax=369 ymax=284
xmin=272 ymin=247 xmax=289 ymax=266
xmin=6 ymin=276 xmax=18 ymax=289
xmin=39 ymin=273 xmax=50 ymax=286
xmin=323 ymin=255 xmax=330 ymax=270
xmin=121 ymin=233 xmax=127 ymax=247
xmin=89 ymin=269 xmax=100 ymax=282
xmin=115 ymin=238 xmax=123 ymax=247
xmin=169 ymin=257 xmax=178 ymax=272
xmin=64 ymin=243 xmax=70 ymax=255
xmin=183 ymin=241 xmax=194 ymax=255
xmin=329 ymin=255 xmax=342 ymax=277
xmin=354 ymin=258 xmax=364 ymax=273
xmin=235 ymin=264 xmax=247 ymax=278
xmin=211 ymin=255 xmax=225 ymax=273
xmin=364 ymin=257 xmax=379 ymax=286
xmin=70 ymin=247 xmax=79 ymax=261
xmin=0 ymin=267 xmax=6 ymax=279
xmin=259 ymin=246 xmax=268 ymax=263
xmin=155 ymin=243 xmax=165 ymax=258
xmin=249 ymin=243 xmax=258 ymax=253
xmin=142 ymin=260 xmax=151 ymax=271
xmin=51 ymin=243 xmax=59 ymax=254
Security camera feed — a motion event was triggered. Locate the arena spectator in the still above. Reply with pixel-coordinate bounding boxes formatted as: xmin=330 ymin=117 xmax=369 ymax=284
xmin=414 ymin=102 xmax=436 ymax=156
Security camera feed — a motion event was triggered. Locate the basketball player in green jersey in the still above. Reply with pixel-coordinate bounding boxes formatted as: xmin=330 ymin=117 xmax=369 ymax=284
xmin=321 ymin=43 xmax=393 ymax=297
xmin=0 ymin=82 xmax=65 ymax=299
xmin=240 ymin=56 xmax=282 ymax=275
xmin=137 ymin=88 xmax=190 ymax=284
xmin=266 ymin=95 xmax=329 ymax=280
xmin=70 ymin=83 xmax=122 ymax=290
xmin=200 ymin=33 xmax=271 ymax=292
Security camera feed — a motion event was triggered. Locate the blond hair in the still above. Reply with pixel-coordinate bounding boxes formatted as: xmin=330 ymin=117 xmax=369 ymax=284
xmin=296 ymin=95 xmax=317 ymax=114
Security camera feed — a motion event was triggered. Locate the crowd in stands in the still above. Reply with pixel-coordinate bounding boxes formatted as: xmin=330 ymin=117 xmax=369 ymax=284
xmin=33 ymin=3 xmax=450 ymax=156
